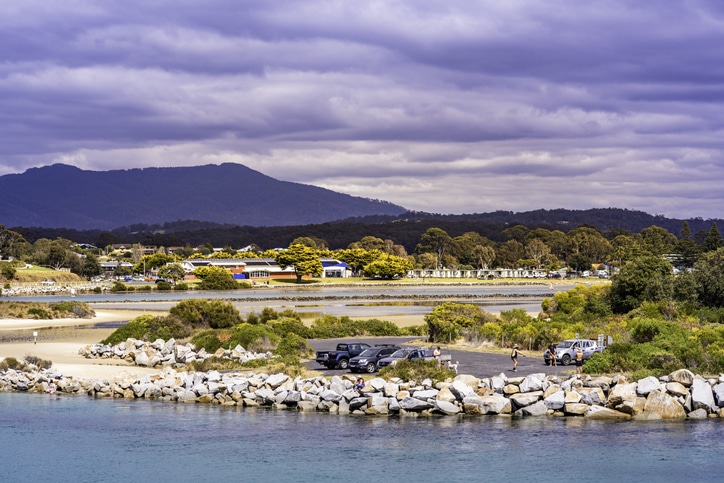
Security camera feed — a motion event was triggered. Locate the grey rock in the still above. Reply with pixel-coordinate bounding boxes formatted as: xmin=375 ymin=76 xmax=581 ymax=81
xmin=509 ymin=391 xmax=543 ymax=408
xmin=544 ymin=390 xmax=565 ymax=410
xmin=636 ymin=376 xmax=661 ymax=396
xmin=688 ymin=408 xmax=709 ymax=419
xmin=411 ymin=389 xmax=439 ymax=400
xmin=712 ymin=383 xmax=724 ymax=408
xmin=435 ymin=400 xmax=461 ymax=415
xmin=521 ymin=400 xmax=548 ymax=417
xmin=643 ymin=390 xmax=686 ymax=419
xmin=519 ymin=373 xmax=545 ymax=393
xmin=448 ymin=380 xmax=474 ymax=400
xmin=399 ymin=396 xmax=435 ymax=411
xmin=691 ymin=378 xmax=716 ymax=412
xmin=669 ymin=369 xmax=696 ymax=387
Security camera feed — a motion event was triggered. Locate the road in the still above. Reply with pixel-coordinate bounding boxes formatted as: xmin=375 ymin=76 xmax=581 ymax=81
xmin=307 ymin=337 xmax=577 ymax=379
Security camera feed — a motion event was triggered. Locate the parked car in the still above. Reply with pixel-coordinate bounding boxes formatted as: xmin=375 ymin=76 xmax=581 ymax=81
xmin=377 ymin=348 xmax=418 ymax=369
xmin=377 ymin=347 xmax=440 ymax=369
xmin=348 ymin=345 xmax=400 ymax=373
xmin=544 ymin=339 xmax=603 ymax=366
xmin=315 ymin=342 xmax=371 ymax=369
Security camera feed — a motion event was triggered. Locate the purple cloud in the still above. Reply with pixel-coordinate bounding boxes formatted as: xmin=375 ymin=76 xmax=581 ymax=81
xmin=1 ymin=0 xmax=723 ymax=220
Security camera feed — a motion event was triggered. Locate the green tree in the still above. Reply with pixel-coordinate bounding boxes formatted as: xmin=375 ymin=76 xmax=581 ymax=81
xmin=424 ymin=302 xmax=488 ymax=343
xmin=134 ymin=253 xmax=173 ymax=272
xmin=0 ymin=225 xmax=28 ymax=259
xmin=158 ymin=263 xmax=186 ymax=284
xmin=703 ymin=222 xmax=723 ymax=253
xmin=609 ymin=255 xmax=674 ymax=314
xmin=291 ymin=236 xmax=328 ymax=250
xmin=336 ymin=248 xmax=379 ymax=276
xmin=674 ymin=221 xmax=700 ymax=268
xmin=568 ymin=254 xmax=592 ymax=273
xmin=363 ymin=254 xmax=413 ymax=279
xmin=502 ymin=225 xmax=530 ymax=243
xmin=193 ymin=266 xmax=240 ymax=290
xmin=415 ymin=228 xmax=452 ymax=269
xmin=350 ymin=236 xmax=385 ymax=251
xmin=169 ymin=299 xmax=243 ymax=329
xmin=525 ymin=238 xmax=550 ymax=268
xmin=275 ymin=243 xmax=323 ymax=283
xmin=692 ymin=247 xmax=724 ymax=308
xmin=640 ymin=226 xmax=677 ymax=257
xmin=495 ymin=240 xmax=524 ymax=268
xmin=80 ymin=254 xmax=103 ymax=280
xmin=567 ymin=226 xmax=612 ymax=262
xmin=471 ymin=245 xmax=496 ymax=269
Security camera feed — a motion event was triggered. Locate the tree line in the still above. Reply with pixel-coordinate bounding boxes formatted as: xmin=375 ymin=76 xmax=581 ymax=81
xmin=2 ymin=220 xmax=723 ymax=282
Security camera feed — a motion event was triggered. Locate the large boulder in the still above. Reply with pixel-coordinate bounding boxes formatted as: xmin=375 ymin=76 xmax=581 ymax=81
xmin=520 ymin=400 xmax=548 ymax=417
xmin=586 ymin=406 xmax=631 ymax=420
xmin=564 ymin=403 xmax=589 ymax=416
xmin=636 ymin=376 xmax=661 ymax=396
xmin=434 ymin=400 xmax=461 ymax=415
xmin=578 ymin=387 xmax=605 ymax=406
xmin=642 ymin=390 xmax=686 ymax=419
xmin=454 ymin=374 xmax=481 ymax=389
xmin=544 ymin=390 xmax=565 ymax=410
xmin=399 ymin=396 xmax=435 ymax=411
xmin=665 ymin=382 xmax=689 ymax=398
xmin=448 ymin=380 xmax=475 ymax=400
xmin=509 ymin=391 xmax=543 ymax=408
xmin=669 ymin=369 xmax=696 ymax=387
xmin=607 ymin=382 xmax=637 ymax=407
xmin=712 ymin=383 xmax=724 ymax=408
xmin=519 ymin=373 xmax=545 ymax=393
xmin=691 ymin=378 xmax=716 ymax=412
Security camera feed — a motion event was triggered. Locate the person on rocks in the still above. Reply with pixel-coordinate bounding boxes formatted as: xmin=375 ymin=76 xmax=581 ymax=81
xmin=548 ymin=342 xmax=557 ymax=367
xmin=354 ymin=377 xmax=365 ymax=391
xmin=47 ymin=381 xmax=56 ymax=394
xmin=511 ymin=344 xmax=524 ymax=372
xmin=575 ymin=347 xmax=584 ymax=375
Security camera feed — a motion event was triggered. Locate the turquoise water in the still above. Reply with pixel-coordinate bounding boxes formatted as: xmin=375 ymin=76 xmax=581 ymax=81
xmin=1 ymin=392 xmax=721 ymax=482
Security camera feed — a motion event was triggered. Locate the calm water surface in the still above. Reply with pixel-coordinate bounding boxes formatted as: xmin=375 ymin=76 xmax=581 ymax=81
xmin=1 ymin=392 xmax=721 ymax=482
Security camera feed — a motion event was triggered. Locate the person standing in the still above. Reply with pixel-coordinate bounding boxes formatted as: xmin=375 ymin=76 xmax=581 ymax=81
xmin=433 ymin=346 xmax=441 ymax=366
xmin=575 ymin=347 xmax=584 ymax=375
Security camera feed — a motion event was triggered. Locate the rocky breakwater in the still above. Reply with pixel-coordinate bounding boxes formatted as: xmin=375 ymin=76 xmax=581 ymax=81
xmin=2 ymin=366 xmax=724 ymax=420
xmin=78 ymin=338 xmax=274 ymax=368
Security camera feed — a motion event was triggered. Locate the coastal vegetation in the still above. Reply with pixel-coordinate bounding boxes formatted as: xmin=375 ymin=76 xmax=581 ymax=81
xmin=0 ymin=301 xmax=94 ymax=320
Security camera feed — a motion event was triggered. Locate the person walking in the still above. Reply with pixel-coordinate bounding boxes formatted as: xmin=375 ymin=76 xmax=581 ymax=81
xmin=511 ymin=344 xmax=524 ymax=372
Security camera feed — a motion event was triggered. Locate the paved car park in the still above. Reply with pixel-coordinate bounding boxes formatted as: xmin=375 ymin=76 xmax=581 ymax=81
xmin=307 ymin=337 xmax=577 ymax=379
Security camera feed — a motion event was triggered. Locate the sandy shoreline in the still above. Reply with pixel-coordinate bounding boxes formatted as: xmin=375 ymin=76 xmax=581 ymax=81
xmin=0 ymin=309 xmax=165 ymax=379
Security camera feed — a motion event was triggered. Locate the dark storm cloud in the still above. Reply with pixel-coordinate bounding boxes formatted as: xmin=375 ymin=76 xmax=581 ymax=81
xmin=0 ymin=0 xmax=723 ymax=219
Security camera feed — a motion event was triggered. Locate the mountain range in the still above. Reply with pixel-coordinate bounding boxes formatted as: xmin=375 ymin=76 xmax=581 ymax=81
xmin=0 ymin=163 xmax=406 ymax=230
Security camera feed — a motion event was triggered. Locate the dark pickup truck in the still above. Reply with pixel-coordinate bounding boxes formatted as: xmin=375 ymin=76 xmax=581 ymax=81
xmin=315 ymin=342 xmax=371 ymax=370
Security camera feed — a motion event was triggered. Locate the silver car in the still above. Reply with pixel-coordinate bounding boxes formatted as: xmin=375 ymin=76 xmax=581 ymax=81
xmin=544 ymin=339 xmax=602 ymax=366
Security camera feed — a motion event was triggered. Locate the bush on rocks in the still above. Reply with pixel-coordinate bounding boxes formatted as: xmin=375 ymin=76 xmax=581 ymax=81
xmin=274 ymin=333 xmax=313 ymax=359
xmin=379 ymin=359 xmax=455 ymax=384
xmin=169 ymin=299 xmax=243 ymax=329
xmin=102 ymin=314 xmax=191 ymax=345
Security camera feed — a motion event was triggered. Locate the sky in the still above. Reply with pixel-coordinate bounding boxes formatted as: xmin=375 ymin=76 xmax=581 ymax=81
xmin=2 ymin=1 xmax=724 ymax=220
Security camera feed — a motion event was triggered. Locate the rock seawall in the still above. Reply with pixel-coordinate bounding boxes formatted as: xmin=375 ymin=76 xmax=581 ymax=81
xmin=2 ymin=365 xmax=723 ymax=420
xmin=78 ymin=338 xmax=273 ymax=367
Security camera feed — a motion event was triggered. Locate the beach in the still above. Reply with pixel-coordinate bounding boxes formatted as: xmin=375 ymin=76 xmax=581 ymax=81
xmin=0 ymin=310 xmax=165 ymax=379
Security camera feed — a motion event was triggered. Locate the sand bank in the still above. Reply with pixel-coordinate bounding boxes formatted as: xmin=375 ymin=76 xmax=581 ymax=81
xmin=0 ymin=309 xmax=165 ymax=379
